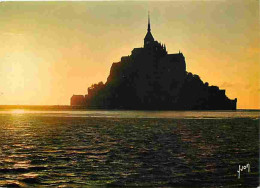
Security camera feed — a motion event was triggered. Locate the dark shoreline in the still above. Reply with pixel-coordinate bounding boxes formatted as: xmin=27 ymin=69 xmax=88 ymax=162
xmin=0 ymin=105 xmax=259 ymax=112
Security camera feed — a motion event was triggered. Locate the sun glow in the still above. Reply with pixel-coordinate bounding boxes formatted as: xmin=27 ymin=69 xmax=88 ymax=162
xmin=11 ymin=109 xmax=25 ymax=114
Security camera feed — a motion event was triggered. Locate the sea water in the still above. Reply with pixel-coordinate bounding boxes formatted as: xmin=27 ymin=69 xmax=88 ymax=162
xmin=0 ymin=109 xmax=259 ymax=187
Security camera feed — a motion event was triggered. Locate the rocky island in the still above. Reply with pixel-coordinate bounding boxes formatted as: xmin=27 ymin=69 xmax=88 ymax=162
xmin=71 ymin=16 xmax=237 ymax=110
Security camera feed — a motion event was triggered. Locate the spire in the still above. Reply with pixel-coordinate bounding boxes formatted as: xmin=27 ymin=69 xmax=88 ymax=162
xmin=144 ymin=11 xmax=154 ymax=47
xmin=148 ymin=11 xmax=151 ymax=32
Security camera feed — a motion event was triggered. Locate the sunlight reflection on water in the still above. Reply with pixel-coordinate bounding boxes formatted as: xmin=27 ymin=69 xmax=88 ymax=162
xmin=11 ymin=109 xmax=25 ymax=114
xmin=0 ymin=109 xmax=259 ymax=119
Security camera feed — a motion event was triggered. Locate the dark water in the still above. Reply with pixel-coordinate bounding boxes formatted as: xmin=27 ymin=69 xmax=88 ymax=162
xmin=0 ymin=110 xmax=259 ymax=187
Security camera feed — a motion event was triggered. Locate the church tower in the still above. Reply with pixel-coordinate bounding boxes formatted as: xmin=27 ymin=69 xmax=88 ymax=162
xmin=144 ymin=12 xmax=154 ymax=48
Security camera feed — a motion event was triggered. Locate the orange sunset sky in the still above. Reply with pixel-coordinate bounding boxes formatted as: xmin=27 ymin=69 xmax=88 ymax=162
xmin=0 ymin=1 xmax=259 ymax=109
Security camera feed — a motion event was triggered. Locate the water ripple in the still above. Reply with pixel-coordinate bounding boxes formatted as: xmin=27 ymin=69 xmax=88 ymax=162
xmin=0 ymin=115 xmax=258 ymax=187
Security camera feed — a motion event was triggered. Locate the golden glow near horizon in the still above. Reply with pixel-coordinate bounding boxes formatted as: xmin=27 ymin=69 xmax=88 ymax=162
xmin=11 ymin=109 xmax=25 ymax=114
xmin=0 ymin=1 xmax=259 ymax=109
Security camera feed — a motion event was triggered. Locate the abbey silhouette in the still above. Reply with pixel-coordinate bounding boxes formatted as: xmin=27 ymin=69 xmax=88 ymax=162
xmin=71 ymin=14 xmax=237 ymax=110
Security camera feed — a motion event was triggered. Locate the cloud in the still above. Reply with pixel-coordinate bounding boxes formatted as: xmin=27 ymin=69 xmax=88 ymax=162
xmin=220 ymin=82 xmax=254 ymax=90
xmin=246 ymin=47 xmax=260 ymax=56
xmin=244 ymin=84 xmax=252 ymax=89
xmin=1 ymin=32 xmax=23 ymax=36
xmin=220 ymin=82 xmax=235 ymax=88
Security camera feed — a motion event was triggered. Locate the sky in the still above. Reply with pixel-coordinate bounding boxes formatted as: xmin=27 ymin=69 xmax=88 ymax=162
xmin=0 ymin=0 xmax=259 ymax=109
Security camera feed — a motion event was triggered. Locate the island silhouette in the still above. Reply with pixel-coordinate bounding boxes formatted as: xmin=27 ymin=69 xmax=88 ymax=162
xmin=71 ymin=14 xmax=237 ymax=110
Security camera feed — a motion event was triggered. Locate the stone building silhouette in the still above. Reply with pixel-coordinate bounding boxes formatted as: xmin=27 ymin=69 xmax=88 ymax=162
xmin=70 ymin=95 xmax=85 ymax=106
xmin=71 ymin=14 xmax=237 ymax=110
